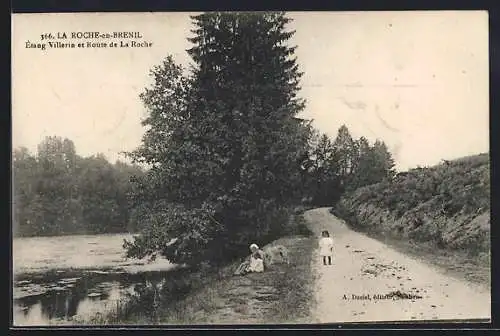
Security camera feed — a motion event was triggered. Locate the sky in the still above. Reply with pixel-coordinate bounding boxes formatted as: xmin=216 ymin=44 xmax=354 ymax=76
xmin=12 ymin=11 xmax=489 ymax=171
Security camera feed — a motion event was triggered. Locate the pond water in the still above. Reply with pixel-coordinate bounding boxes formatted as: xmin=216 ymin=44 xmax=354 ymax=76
xmin=12 ymin=233 xmax=176 ymax=326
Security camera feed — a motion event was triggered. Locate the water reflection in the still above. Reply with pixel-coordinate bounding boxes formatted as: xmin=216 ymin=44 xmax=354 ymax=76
xmin=13 ymin=271 xmax=168 ymax=326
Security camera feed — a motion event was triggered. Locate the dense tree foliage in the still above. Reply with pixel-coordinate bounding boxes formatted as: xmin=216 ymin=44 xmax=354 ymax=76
xmin=124 ymin=12 xmax=313 ymax=266
xmin=12 ymin=136 xmax=144 ymax=237
xmin=303 ymin=125 xmax=396 ymax=205
xmin=300 ymin=131 xmax=343 ymax=206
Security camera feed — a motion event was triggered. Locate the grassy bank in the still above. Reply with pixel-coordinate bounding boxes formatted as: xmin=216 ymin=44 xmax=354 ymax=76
xmin=332 ymin=153 xmax=490 ymax=287
xmin=78 ymin=212 xmax=316 ymax=325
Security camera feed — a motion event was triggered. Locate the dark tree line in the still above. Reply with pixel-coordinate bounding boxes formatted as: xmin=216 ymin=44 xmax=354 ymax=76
xmin=13 ymin=136 xmax=144 ymax=237
xmin=303 ymin=125 xmax=396 ymax=206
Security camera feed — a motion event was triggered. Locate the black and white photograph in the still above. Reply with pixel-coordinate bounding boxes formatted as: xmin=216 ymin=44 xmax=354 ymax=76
xmin=11 ymin=11 xmax=490 ymax=326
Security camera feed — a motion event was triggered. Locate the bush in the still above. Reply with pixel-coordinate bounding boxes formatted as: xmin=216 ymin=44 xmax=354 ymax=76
xmin=333 ymin=153 xmax=490 ymax=255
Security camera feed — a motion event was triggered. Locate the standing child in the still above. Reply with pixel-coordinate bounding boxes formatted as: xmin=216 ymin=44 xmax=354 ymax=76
xmin=319 ymin=230 xmax=334 ymax=265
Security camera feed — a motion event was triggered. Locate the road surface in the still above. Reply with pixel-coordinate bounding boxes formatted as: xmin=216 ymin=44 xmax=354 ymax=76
xmin=304 ymin=208 xmax=491 ymax=323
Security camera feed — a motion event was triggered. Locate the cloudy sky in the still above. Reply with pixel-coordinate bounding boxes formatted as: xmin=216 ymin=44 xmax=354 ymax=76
xmin=12 ymin=11 xmax=489 ymax=171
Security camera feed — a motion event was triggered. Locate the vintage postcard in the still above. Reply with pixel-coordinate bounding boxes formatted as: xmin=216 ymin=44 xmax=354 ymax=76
xmin=11 ymin=11 xmax=490 ymax=326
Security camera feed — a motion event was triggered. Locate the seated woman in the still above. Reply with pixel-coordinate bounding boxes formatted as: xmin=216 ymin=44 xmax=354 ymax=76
xmin=248 ymin=243 xmax=265 ymax=273
xmin=234 ymin=243 xmax=265 ymax=275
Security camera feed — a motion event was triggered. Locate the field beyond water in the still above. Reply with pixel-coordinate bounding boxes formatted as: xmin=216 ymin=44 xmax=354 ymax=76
xmin=333 ymin=153 xmax=490 ymax=287
xmin=80 ymin=213 xmax=317 ymax=325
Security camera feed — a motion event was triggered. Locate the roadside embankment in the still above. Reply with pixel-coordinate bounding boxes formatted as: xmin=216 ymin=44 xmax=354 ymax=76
xmin=333 ymin=153 xmax=490 ymax=286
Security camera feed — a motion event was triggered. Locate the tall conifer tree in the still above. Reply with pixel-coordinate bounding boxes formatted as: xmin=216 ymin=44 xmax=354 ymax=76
xmin=125 ymin=12 xmax=310 ymax=265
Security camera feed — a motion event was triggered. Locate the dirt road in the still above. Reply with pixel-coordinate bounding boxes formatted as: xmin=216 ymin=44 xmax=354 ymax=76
xmin=304 ymin=208 xmax=491 ymax=323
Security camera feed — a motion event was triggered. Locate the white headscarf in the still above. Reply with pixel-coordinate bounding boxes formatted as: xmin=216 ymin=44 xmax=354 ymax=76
xmin=250 ymin=243 xmax=259 ymax=250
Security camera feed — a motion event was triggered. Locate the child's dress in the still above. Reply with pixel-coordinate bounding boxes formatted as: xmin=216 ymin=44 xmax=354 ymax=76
xmin=248 ymin=250 xmax=265 ymax=273
xmin=249 ymin=255 xmax=264 ymax=273
xmin=319 ymin=237 xmax=334 ymax=257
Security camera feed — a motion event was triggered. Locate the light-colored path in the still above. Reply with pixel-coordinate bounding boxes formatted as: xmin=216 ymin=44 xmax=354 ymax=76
xmin=304 ymin=208 xmax=491 ymax=323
